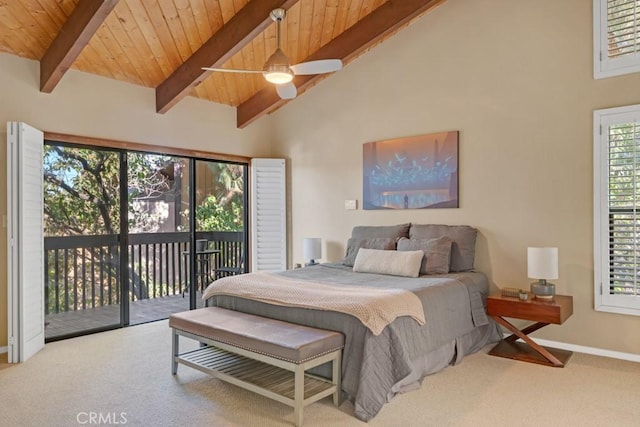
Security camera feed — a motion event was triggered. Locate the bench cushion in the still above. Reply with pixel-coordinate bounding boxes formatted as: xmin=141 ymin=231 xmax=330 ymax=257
xmin=169 ymin=307 xmax=344 ymax=364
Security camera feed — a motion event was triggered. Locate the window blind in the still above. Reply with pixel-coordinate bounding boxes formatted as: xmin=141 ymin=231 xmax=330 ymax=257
xmin=607 ymin=0 xmax=640 ymax=60
xmin=594 ymin=0 xmax=640 ymax=78
xmin=608 ymin=122 xmax=640 ymax=297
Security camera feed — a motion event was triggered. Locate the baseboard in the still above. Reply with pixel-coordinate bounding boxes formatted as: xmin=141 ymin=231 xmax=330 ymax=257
xmin=504 ymin=334 xmax=640 ymax=363
xmin=0 ymin=346 xmax=7 ymax=354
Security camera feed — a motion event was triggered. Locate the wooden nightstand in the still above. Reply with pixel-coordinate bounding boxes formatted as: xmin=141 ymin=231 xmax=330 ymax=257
xmin=487 ymin=293 xmax=573 ymax=368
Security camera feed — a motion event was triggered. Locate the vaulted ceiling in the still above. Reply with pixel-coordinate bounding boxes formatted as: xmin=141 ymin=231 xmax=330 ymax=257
xmin=0 ymin=0 xmax=445 ymax=128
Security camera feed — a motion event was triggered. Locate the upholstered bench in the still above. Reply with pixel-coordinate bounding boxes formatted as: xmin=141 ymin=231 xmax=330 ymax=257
xmin=169 ymin=307 xmax=344 ymax=427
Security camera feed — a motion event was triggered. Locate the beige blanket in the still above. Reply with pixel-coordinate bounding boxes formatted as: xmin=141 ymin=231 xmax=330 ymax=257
xmin=201 ymin=272 xmax=425 ymax=335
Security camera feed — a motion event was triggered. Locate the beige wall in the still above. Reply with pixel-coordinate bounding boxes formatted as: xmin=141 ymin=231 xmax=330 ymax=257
xmin=271 ymin=0 xmax=640 ymax=355
xmin=3 ymin=0 xmax=640 ymax=357
xmin=0 ymin=53 xmax=273 ymax=348
xmin=0 ymin=124 xmax=5 ymax=349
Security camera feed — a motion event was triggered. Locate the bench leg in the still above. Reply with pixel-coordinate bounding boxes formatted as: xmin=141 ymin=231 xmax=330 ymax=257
xmin=332 ymin=353 xmax=342 ymax=407
xmin=294 ymin=365 xmax=304 ymax=427
xmin=171 ymin=329 xmax=179 ymax=375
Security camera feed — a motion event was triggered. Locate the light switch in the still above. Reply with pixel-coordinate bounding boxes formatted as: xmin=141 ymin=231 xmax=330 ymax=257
xmin=344 ymin=199 xmax=357 ymax=210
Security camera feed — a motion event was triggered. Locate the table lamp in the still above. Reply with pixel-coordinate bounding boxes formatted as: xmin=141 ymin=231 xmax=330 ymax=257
xmin=528 ymin=247 xmax=558 ymax=300
xmin=303 ymin=238 xmax=322 ymax=266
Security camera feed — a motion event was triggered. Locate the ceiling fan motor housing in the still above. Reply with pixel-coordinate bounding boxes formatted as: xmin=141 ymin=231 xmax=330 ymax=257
xmin=263 ymin=48 xmax=293 ymax=83
xmin=264 ymin=48 xmax=290 ymax=69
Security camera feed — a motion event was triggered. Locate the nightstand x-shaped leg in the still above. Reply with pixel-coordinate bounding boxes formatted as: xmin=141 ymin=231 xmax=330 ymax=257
xmin=492 ymin=316 xmax=564 ymax=367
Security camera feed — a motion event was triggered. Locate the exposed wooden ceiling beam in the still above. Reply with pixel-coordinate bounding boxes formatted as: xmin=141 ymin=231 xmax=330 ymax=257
xmin=236 ymin=0 xmax=447 ymax=128
xmin=40 ymin=0 xmax=119 ymax=93
xmin=155 ymin=0 xmax=300 ymax=114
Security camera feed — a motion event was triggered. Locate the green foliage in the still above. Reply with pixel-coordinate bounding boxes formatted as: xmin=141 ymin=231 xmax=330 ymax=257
xmin=196 ymin=162 xmax=245 ymax=231
xmin=43 ymin=145 xmax=121 ymax=236
xmin=43 ymin=144 xmax=247 ymax=313
xmin=45 ymin=144 xmax=245 ymax=236
xmin=126 ymin=153 xmax=176 ymax=233
xmin=195 ymin=195 xmax=243 ymax=231
xmin=44 ymin=146 xmax=180 ymax=236
xmin=608 ymin=123 xmax=639 ymax=209
xmin=179 ymin=162 xmax=245 ymax=232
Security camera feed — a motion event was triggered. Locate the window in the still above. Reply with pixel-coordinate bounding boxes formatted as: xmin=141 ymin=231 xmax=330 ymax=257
xmin=594 ymin=0 xmax=640 ymax=78
xmin=594 ymin=104 xmax=640 ymax=315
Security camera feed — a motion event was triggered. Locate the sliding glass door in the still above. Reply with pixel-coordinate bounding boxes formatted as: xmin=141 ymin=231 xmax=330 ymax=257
xmin=43 ymin=144 xmax=123 ymax=340
xmin=42 ymin=141 xmax=249 ymax=341
xmin=127 ymin=153 xmax=192 ymax=324
xmin=193 ymin=160 xmax=248 ymax=290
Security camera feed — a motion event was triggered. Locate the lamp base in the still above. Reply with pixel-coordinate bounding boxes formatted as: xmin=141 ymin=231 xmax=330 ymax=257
xmin=530 ymin=281 xmax=555 ymax=300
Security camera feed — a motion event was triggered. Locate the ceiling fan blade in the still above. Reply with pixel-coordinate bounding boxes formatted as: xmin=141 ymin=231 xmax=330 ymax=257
xmin=201 ymin=67 xmax=263 ymax=74
xmin=290 ymin=59 xmax=342 ymax=75
xmin=276 ymin=82 xmax=297 ymax=99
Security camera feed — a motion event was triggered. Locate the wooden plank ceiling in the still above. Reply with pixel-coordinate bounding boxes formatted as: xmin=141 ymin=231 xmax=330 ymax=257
xmin=0 ymin=0 xmax=445 ymax=128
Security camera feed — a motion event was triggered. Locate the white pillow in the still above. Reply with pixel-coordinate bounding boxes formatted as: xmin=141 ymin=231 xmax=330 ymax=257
xmin=353 ymin=248 xmax=423 ymax=277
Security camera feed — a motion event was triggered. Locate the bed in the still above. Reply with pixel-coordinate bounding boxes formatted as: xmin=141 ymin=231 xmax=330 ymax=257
xmin=202 ymin=224 xmax=502 ymax=422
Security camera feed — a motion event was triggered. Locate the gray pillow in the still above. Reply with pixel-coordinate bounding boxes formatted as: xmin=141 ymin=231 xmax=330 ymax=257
xmin=342 ymin=237 xmax=397 ymax=267
xmin=351 ymin=224 xmax=410 ymax=239
xmin=409 ymin=224 xmax=477 ymax=272
xmin=397 ymin=236 xmax=452 ymax=275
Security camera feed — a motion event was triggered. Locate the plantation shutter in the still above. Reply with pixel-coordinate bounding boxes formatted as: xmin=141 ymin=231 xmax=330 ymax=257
xmin=595 ymin=0 xmax=640 ymax=78
xmin=607 ymin=122 xmax=640 ymax=295
xmin=7 ymin=122 xmax=45 ymax=362
xmin=594 ymin=105 xmax=640 ymax=315
xmin=250 ymin=158 xmax=286 ymax=271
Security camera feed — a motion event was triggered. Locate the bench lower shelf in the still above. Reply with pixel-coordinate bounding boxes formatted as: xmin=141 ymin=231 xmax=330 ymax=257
xmin=176 ymin=346 xmax=337 ymax=405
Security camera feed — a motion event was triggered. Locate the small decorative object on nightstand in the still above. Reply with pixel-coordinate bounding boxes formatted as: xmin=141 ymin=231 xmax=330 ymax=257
xmin=518 ymin=290 xmax=528 ymax=301
xmin=487 ymin=293 xmax=573 ymax=367
xmin=303 ymin=237 xmax=322 ymax=266
xmin=528 ymin=247 xmax=558 ymax=300
xmin=501 ymin=287 xmax=521 ymax=298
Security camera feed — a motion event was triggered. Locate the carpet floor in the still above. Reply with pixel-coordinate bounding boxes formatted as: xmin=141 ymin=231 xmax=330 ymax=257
xmin=1 ymin=320 xmax=639 ymax=427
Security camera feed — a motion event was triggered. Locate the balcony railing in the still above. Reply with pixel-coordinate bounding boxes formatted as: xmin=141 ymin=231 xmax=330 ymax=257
xmin=44 ymin=231 xmax=245 ymax=316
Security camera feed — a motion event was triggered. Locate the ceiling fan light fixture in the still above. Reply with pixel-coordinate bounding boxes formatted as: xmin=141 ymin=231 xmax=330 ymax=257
xmin=263 ymin=64 xmax=293 ymax=84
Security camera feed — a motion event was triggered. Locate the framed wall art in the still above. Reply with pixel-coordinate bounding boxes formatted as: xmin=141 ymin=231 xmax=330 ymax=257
xmin=363 ymin=131 xmax=459 ymax=210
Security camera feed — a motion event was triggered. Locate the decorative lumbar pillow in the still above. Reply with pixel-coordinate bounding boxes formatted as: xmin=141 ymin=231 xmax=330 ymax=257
xmin=397 ymin=236 xmax=452 ymax=275
xmin=353 ymin=248 xmax=423 ymax=278
xmin=409 ymin=224 xmax=477 ymax=272
xmin=342 ymin=237 xmax=397 ymax=267
xmin=351 ymin=224 xmax=410 ymax=240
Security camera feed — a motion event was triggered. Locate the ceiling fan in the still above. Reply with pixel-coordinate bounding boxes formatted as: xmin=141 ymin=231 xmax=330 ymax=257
xmin=202 ymin=8 xmax=342 ymax=100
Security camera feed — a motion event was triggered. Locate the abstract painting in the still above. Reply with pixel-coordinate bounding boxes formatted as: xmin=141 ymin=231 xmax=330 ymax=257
xmin=363 ymin=131 xmax=459 ymax=209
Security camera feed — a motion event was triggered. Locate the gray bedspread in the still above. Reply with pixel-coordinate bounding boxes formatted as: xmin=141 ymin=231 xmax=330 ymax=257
xmin=205 ymin=263 xmax=502 ymax=421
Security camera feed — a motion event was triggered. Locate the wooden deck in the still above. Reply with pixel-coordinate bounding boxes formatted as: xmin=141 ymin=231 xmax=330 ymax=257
xmin=45 ymin=293 xmax=206 ymax=340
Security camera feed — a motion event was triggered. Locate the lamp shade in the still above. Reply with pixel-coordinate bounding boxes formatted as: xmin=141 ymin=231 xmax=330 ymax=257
xmin=303 ymin=238 xmax=322 ymax=261
xmin=527 ymin=247 xmax=558 ymax=280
